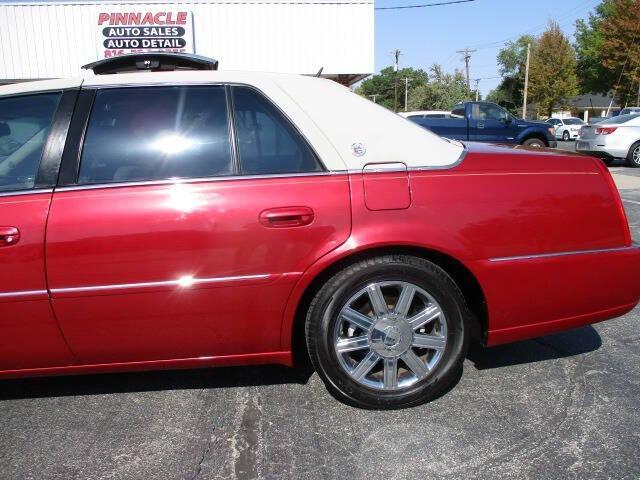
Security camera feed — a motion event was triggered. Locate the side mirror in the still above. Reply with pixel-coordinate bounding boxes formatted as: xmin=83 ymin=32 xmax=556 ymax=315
xmin=500 ymin=117 xmax=512 ymax=126
xmin=0 ymin=122 xmax=10 ymax=137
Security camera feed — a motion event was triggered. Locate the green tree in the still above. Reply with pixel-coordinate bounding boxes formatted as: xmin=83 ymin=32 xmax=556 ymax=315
xmin=488 ymin=34 xmax=536 ymax=110
xmin=407 ymin=65 xmax=468 ymax=111
xmin=599 ymin=0 xmax=640 ymax=105
xmin=574 ymin=0 xmax=640 ymax=105
xmin=528 ymin=21 xmax=579 ymax=117
xmin=574 ymin=0 xmax=617 ymax=95
xmin=356 ymin=67 xmax=428 ymax=111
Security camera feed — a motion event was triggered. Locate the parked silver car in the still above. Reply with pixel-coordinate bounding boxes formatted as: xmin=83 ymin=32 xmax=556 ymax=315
xmin=546 ymin=117 xmax=585 ymax=141
xmin=576 ymin=113 xmax=640 ymax=166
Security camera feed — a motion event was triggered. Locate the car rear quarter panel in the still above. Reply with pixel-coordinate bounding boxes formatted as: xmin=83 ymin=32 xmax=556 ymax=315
xmin=282 ymin=145 xmax=640 ymax=349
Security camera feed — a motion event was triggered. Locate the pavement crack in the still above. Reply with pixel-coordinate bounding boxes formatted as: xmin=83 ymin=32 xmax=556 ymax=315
xmin=188 ymin=388 xmax=218 ymax=480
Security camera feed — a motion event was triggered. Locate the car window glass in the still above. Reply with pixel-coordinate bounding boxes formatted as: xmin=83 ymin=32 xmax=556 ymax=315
xmin=79 ymin=86 xmax=232 ymax=184
xmin=564 ymin=118 xmax=584 ymax=125
xmin=0 ymin=93 xmax=60 ymax=192
xmin=600 ymin=113 xmax=640 ymax=125
xmin=477 ymin=104 xmax=507 ymax=121
xmin=451 ymin=105 xmax=466 ymax=118
xmin=232 ymin=86 xmax=323 ymax=175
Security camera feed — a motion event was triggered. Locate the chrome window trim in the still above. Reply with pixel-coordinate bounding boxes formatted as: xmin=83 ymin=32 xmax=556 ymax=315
xmin=345 ymin=144 xmax=469 ymax=174
xmin=489 ymin=244 xmax=639 ymax=262
xmin=54 ymin=171 xmax=341 ymax=192
xmin=0 ymin=188 xmax=53 ymax=197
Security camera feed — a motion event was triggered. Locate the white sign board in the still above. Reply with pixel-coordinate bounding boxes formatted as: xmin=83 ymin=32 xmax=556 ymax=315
xmin=96 ymin=10 xmax=194 ymax=59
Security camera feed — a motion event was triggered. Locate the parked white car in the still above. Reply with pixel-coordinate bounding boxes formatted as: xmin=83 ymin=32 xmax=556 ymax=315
xmin=546 ymin=117 xmax=585 ymax=141
xmin=576 ymin=113 xmax=640 ymax=167
xmin=399 ymin=110 xmax=451 ymax=119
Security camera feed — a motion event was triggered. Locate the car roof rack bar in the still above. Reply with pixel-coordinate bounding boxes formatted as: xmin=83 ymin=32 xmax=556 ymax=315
xmin=82 ymin=52 xmax=219 ymax=75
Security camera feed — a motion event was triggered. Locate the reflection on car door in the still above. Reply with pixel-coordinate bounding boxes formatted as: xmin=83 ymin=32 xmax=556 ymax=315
xmin=45 ymin=85 xmax=351 ymax=364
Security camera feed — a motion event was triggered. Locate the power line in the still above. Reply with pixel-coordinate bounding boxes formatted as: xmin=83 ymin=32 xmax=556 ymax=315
xmin=460 ymin=0 xmax=599 ymax=51
xmin=375 ymin=0 xmax=475 ymax=11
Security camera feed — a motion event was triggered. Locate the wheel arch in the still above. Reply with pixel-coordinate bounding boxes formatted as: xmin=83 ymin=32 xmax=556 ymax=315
xmin=288 ymin=245 xmax=489 ymax=364
xmin=520 ymin=131 xmax=550 ymax=146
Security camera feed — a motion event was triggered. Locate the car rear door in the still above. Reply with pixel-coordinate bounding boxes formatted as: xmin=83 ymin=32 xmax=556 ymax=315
xmin=0 ymin=89 xmax=78 ymax=371
xmin=45 ymin=83 xmax=351 ymax=364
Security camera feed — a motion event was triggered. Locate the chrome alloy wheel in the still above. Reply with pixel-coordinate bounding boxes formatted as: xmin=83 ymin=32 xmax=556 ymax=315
xmin=333 ymin=281 xmax=447 ymax=391
xmin=633 ymin=145 xmax=640 ymax=165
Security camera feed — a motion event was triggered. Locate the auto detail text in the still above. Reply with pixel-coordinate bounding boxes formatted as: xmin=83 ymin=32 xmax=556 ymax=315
xmin=96 ymin=11 xmax=194 ymax=58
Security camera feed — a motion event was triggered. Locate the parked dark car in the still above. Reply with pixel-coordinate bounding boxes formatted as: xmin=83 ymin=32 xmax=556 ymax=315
xmin=408 ymin=101 xmax=557 ymax=148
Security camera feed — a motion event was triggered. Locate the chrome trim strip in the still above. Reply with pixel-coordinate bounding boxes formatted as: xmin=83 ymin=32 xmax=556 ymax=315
xmin=54 ymin=172 xmax=340 ymax=192
xmin=0 ymin=289 xmax=48 ymax=298
xmin=0 ymin=188 xmax=53 ymax=198
xmin=489 ymin=245 xmax=639 ymax=262
xmin=50 ymin=274 xmax=271 ymax=294
xmin=362 ymin=162 xmax=407 ymax=173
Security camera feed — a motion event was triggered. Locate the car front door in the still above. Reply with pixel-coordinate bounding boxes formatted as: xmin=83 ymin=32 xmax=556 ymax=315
xmin=0 ymin=90 xmax=78 ymax=371
xmin=470 ymin=103 xmax=516 ymax=143
xmin=45 ymin=84 xmax=351 ymax=364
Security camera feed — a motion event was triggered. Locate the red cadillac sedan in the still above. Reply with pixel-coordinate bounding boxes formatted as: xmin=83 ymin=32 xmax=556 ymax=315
xmin=0 ymin=55 xmax=638 ymax=409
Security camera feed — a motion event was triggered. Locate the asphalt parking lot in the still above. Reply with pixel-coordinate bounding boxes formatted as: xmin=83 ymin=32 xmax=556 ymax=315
xmin=1 ymin=149 xmax=639 ymax=480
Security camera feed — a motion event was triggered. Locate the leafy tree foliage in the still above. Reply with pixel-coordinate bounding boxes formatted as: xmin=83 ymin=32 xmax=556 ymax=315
xmin=574 ymin=0 xmax=640 ymax=105
xmin=487 ymin=35 xmax=536 ymax=111
xmin=407 ymin=65 xmax=468 ymax=111
xmin=528 ymin=21 xmax=579 ymax=117
xmin=355 ymin=67 xmax=428 ymax=111
xmin=574 ymin=0 xmax=617 ymax=96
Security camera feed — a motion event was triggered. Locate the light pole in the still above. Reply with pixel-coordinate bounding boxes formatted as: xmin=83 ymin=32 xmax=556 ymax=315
xmin=522 ymin=43 xmax=531 ymax=118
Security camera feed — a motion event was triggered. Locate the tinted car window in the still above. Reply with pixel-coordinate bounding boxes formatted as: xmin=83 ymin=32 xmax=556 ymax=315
xmin=600 ymin=113 xmax=640 ymax=125
xmin=0 ymin=93 xmax=60 ymax=192
xmin=451 ymin=105 xmax=466 ymax=118
xmin=232 ymin=87 xmax=322 ymax=175
xmin=79 ymin=86 xmax=232 ymax=184
xmin=476 ymin=103 xmax=507 ymax=122
xmin=564 ymin=118 xmax=584 ymax=125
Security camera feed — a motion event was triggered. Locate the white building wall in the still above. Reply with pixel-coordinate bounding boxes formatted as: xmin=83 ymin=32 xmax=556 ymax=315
xmin=0 ymin=0 xmax=373 ymax=80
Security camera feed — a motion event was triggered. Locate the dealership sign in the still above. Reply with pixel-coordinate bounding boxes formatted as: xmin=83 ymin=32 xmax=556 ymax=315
xmin=97 ymin=11 xmax=194 ymax=58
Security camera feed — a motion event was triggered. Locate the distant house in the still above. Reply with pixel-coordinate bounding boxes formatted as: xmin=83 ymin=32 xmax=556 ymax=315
xmin=525 ymin=94 xmax=621 ymax=121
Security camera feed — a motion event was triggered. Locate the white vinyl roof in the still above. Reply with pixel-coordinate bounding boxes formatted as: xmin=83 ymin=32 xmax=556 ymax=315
xmin=0 ymin=71 xmax=465 ymax=171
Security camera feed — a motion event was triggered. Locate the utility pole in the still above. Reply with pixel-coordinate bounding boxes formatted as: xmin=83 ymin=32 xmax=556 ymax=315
xmin=522 ymin=43 xmax=531 ymax=119
xmin=392 ymin=49 xmax=401 ymax=112
xmin=403 ymin=77 xmax=412 ymax=111
xmin=473 ymin=78 xmax=480 ymax=102
xmin=456 ymin=47 xmax=476 ymax=97
xmin=369 ymin=94 xmax=379 ymax=103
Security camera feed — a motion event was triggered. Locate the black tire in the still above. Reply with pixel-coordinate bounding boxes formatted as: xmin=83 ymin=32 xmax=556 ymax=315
xmin=562 ymin=130 xmax=570 ymax=141
xmin=522 ymin=137 xmax=546 ymax=147
xmin=626 ymin=141 xmax=640 ymax=168
xmin=305 ymin=255 xmax=470 ymax=409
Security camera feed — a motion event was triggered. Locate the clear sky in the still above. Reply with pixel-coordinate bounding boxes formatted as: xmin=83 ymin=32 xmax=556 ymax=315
xmin=374 ymin=0 xmax=602 ymax=96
